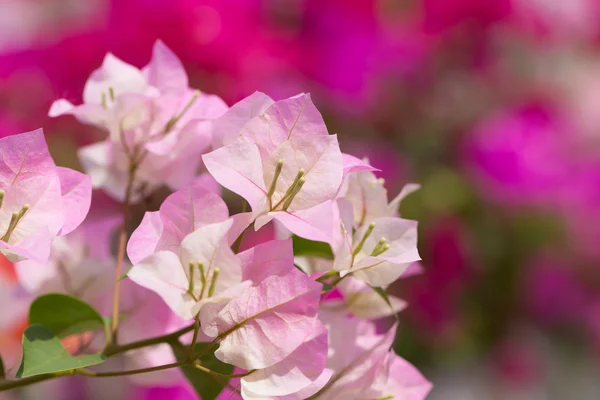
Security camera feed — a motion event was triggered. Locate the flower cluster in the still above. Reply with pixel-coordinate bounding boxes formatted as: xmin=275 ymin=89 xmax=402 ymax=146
xmin=0 ymin=41 xmax=431 ymax=400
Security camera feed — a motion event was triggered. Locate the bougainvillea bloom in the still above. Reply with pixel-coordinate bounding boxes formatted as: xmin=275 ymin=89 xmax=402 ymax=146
xmin=203 ymin=94 xmax=344 ymax=245
xmin=49 ymin=40 xmax=228 ymax=202
xmin=127 ymin=179 xmax=247 ymax=320
xmin=318 ymin=306 xmax=431 ymax=399
xmin=0 ymin=129 xmax=91 ymax=262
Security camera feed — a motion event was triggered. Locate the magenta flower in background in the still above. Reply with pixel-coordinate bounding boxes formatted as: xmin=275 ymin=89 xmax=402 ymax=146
xmin=522 ymin=254 xmax=589 ymax=327
xmin=462 ymin=104 xmax=576 ymax=208
xmin=420 ymin=0 xmax=511 ymax=33
xmin=402 ymin=217 xmax=472 ymax=341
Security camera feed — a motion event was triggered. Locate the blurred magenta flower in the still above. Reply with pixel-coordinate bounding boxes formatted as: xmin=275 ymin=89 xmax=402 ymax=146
xmin=463 ymin=104 xmax=576 ymax=207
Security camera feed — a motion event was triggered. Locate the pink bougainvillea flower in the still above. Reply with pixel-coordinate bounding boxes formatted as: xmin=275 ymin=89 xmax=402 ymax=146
xmin=295 ymin=255 xmax=407 ymax=319
xmin=364 ymin=351 xmax=434 ymax=400
xmin=203 ymin=94 xmax=344 ymax=245
xmin=194 ymin=241 xmax=332 ymax=399
xmin=240 ymin=320 xmax=330 ymax=399
xmin=0 ymin=129 xmax=91 ymax=262
xmin=336 ymin=276 xmax=407 ymax=319
xmin=128 ymin=218 xmax=243 ymax=321
xmin=211 ymin=91 xmax=274 ymax=149
xmin=201 ymin=252 xmax=322 ymax=371
xmin=49 ymin=40 xmax=228 ymax=202
xmin=334 ymin=216 xmax=420 ymax=288
xmin=331 ymin=171 xmax=421 ymax=287
xmin=14 ymin=215 xmax=117 ymax=300
xmin=318 ymin=307 xmax=431 ymax=399
xmin=127 ymin=174 xmax=226 ymax=264
xmin=127 ymin=174 xmax=249 ymax=320
xmin=340 ymin=168 xmax=420 ymax=229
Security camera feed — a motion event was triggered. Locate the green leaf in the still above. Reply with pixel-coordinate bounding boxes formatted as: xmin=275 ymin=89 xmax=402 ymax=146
xmin=292 ymin=235 xmax=333 ymax=259
xmin=372 ymin=287 xmax=399 ymax=321
xmin=0 ymin=354 xmax=5 ymax=379
xmin=29 ymin=294 xmax=105 ymax=338
xmin=17 ymin=325 xmax=105 ymax=378
xmin=171 ymin=341 xmax=235 ymax=400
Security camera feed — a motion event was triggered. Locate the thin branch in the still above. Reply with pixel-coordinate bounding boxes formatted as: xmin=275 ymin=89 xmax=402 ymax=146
xmin=109 ymin=162 xmax=138 ymax=345
xmin=77 ymin=362 xmax=184 ymax=378
xmin=103 ymin=323 xmax=195 ymax=357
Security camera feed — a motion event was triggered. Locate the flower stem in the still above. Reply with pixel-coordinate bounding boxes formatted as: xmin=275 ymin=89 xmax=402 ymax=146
xmin=77 ymin=362 xmax=185 ymax=378
xmin=103 ymin=323 xmax=195 ymax=357
xmin=0 ymin=374 xmax=60 ymax=392
xmin=187 ymin=315 xmax=201 ymax=360
xmin=109 ymin=162 xmax=139 ymax=346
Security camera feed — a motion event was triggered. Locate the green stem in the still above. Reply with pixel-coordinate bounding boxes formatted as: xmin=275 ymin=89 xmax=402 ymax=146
xmin=191 ymin=339 xmax=219 ymax=361
xmin=109 ymin=162 xmax=138 ymax=346
xmin=187 ymin=315 xmax=201 ymax=360
xmin=77 ymin=362 xmax=185 ymax=378
xmin=315 ymin=269 xmax=339 ymax=283
xmin=0 ymin=374 xmax=59 ymax=392
xmin=104 ymin=323 xmax=195 ymax=357
xmin=193 ymin=363 xmax=254 ymax=379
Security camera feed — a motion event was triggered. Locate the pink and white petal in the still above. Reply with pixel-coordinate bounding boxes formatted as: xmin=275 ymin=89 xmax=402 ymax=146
xmin=3 ymin=175 xmax=64 ymax=243
xmin=348 ymin=258 xmax=415 ymax=288
xmin=48 ymin=100 xmax=109 ymax=127
xmin=146 ymin=40 xmax=188 ymax=93
xmin=205 ymin=268 xmax=322 ymax=370
xmin=266 ymin=135 xmax=343 ymax=211
xmin=241 ymin=320 xmax=328 ymax=397
xmin=146 ymin=117 xmax=211 ymax=157
xmin=387 ymin=183 xmax=421 ymax=217
xmin=203 ymin=142 xmax=267 ymax=215
xmin=355 ymin=217 xmax=420 ymax=265
xmin=127 ymin=211 xmax=163 ymax=265
xmin=278 ymin=368 xmax=334 ymax=400
xmin=179 ymin=220 xmax=241 ymax=297
xmin=183 ymin=92 xmax=229 ymax=122
xmin=157 ymin=184 xmax=229 ymax=253
xmin=383 ymin=355 xmax=432 ymax=400
xmin=55 ymin=167 xmax=92 ymax=235
xmin=190 ymin=173 xmax=220 ymax=194
xmin=339 ymin=278 xmax=407 ymax=319
xmin=0 ymin=228 xmax=53 ymax=263
xmin=271 ymin=200 xmax=340 ymax=246
xmin=78 ymin=141 xmax=114 ymax=189
xmin=345 ymin=170 xmax=389 ymax=225
xmin=341 ymin=154 xmax=378 ymax=176
xmin=14 ymin=257 xmax=56 ymax=293
xmin=237 ymin=239 xmax=293 ymax=284
xmin=83 ymin=53 xmax=147 ymax=104
xmin=0 ymin=129 xmax=55 ymax=188
xmin=402 ymin=262 xmax=424 ymax=278
xmin=159 ymin=121 xmax=214 ymax=191
xmin=212 ymin=91 xmax=274 ymax=148
xmin=48 ymin=99 xmax=76 ymax=117
xmin=254 ymin=213 xmax=273 ymax=231
xmin=194 ymin=281 xmax=253 ymax=327
xmin=128 ymin=251 xmax=195 ymax=320
xmin=240 ymin=94 xmax=327 ymax=155
xmin=227 ymin=212 xmax=255 ymax=246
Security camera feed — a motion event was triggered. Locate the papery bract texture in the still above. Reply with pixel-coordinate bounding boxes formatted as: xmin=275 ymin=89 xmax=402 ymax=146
xmin=202 ymin=266 xmax=322 ymax=371
xmin=317 ymin=306 xmax=431 ymax=399
xmin=203 ymin=94 xmax=345 ymax=245
xmin=50 ymin=40 xmax=228 ymax=202
xmin=0 ymin=129 xmax=91 ymax=262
